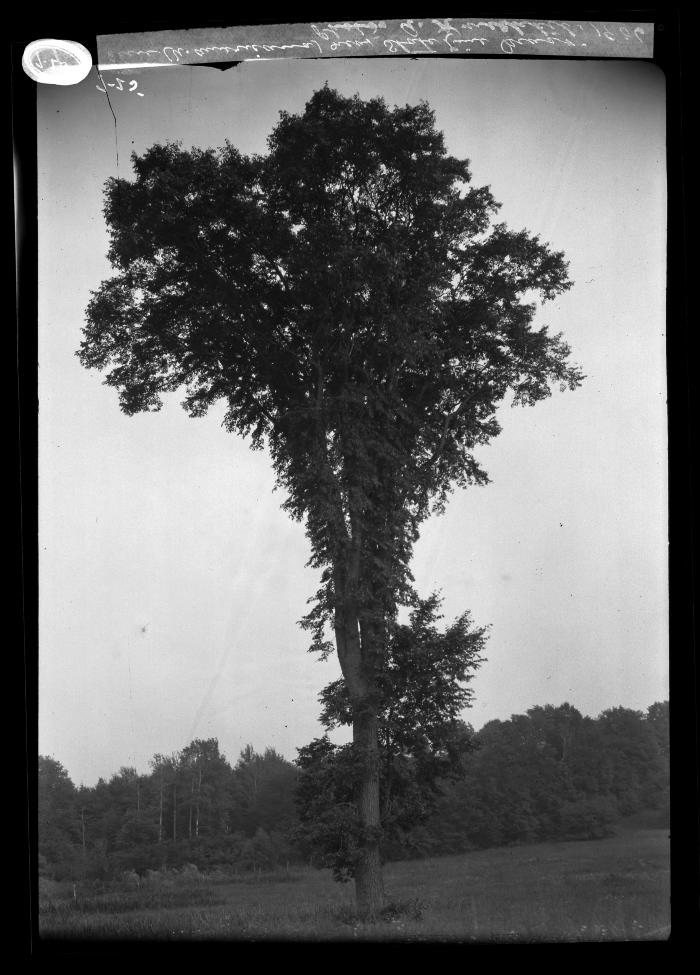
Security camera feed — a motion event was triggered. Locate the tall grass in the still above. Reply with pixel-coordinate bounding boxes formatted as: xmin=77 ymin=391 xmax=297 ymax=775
xmin=38 ymin=825 xmax=670 ymax=942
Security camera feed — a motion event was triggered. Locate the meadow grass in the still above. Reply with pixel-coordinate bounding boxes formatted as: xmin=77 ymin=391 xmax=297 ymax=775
xmin=38 ymin=822 xmax=670 ymax=943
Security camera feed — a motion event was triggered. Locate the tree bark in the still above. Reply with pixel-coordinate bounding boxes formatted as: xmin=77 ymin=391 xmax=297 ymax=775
xmin=333 ymin=569 xmax=385 ymax=917
xmin=324 ymin=427 xmax=387 ymax=919
xmin=195 ymin=766 xmax=202 ymax=838
xmin=158 ymin=773 xmax=163 ymax=844
xmin=353 ymin=703 xmax=385 ymax=919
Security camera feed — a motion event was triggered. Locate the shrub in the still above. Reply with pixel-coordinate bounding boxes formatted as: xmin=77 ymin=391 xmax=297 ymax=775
xmin=560 ymin=797 xmax=619 ymax=839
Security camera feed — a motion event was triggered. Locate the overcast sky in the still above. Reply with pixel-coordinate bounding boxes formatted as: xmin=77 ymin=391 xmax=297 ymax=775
xmin=37 ymin=56 xmax=667 ymax=788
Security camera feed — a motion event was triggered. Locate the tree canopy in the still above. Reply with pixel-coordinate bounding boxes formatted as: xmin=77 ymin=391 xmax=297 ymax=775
xmin=79 ymin=85 xmax=581 ymax=664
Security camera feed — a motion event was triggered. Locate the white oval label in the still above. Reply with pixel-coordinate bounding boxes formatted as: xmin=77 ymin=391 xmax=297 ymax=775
xmin=22 ymin=39 xmax=92 ymax=85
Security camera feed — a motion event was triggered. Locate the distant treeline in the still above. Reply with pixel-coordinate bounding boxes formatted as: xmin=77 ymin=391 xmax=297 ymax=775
xmin=38 ymin=701 xmax=668 ymax=881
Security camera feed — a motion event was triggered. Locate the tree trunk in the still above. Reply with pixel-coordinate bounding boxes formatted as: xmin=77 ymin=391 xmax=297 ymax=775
xmin=353 ymin=704 xmax=385 ymax=919
xmin=330 ymin=465 xmax=387 ymax=920
xmin=158 ymin=773 xmax=163 ymax=844
xmin=195 ymin=766 xmax=202 ymax=838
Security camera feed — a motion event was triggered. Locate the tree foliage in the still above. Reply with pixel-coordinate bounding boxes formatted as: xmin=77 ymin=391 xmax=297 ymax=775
xmin=78 ymin=84 xmax=582 ymax=663
xmin=38 ymin=757 xmax=81 ymax=868
xmin=295 ymin=596 xmax=485 ymax=878
xmin=230 ymin=745 xmax=299 ymax=837
xmin=37 ymin=701 xmax=668 ymax=881
xmin=427 ymin=702 xmax=669 ymax=852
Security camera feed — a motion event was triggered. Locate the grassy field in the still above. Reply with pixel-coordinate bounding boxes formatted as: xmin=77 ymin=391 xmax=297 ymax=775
xmin=37 ymin=821 xmax=670 ymax=943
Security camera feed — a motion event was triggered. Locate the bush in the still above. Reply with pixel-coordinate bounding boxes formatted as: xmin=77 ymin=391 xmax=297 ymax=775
xmin=559 ymin=797 xmax=619 ymax=839
xmin=178 ymin=862 xmax=201 ymax=880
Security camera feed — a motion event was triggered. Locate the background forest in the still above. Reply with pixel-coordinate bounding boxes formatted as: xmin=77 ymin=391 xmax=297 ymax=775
xmin=38 ymin=700 xmax=669 ymax=883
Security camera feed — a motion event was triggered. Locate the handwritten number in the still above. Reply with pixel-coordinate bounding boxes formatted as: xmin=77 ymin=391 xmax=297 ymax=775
xmin=96 ymin=78 xmax=143 ymax=96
